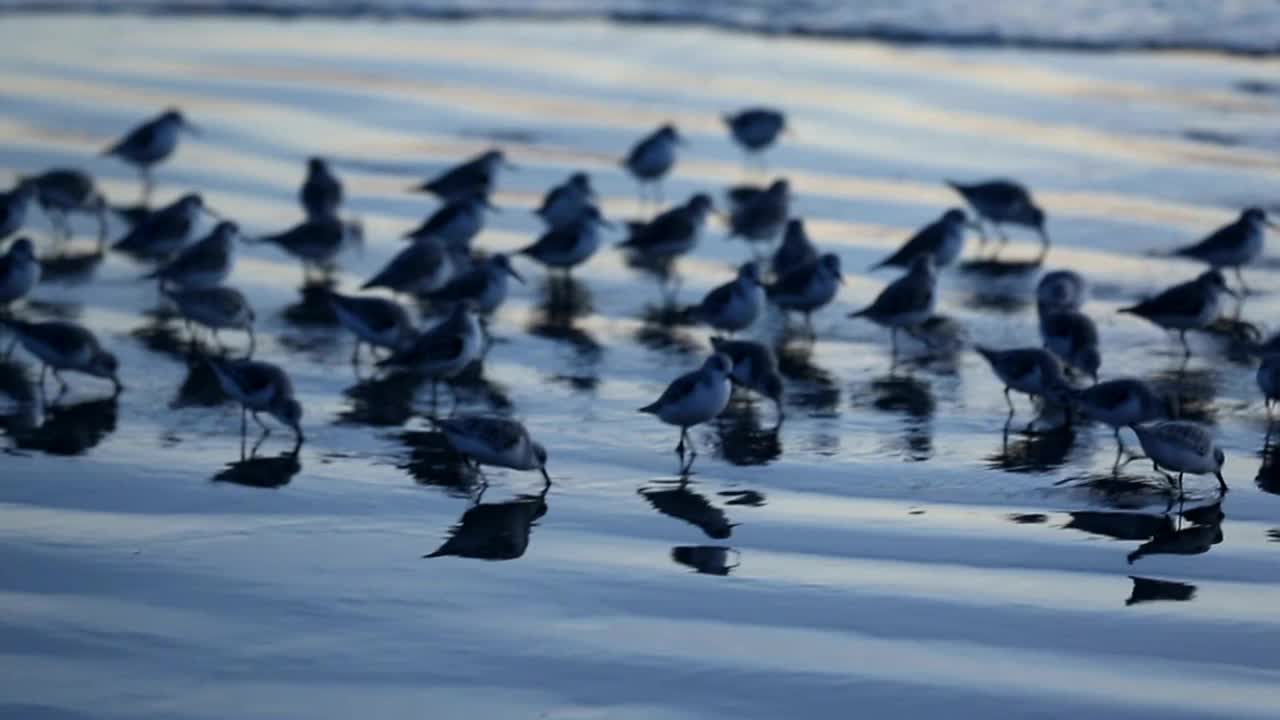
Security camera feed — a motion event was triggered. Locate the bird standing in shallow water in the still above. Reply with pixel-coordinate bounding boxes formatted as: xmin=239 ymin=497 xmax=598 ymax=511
xmin=164 ymin=285 xmax=256 ymax=356
xmin=1132 ymin=420 xmax=1227 ymax=496
xmin=2 ymin=318 xmax=121 ymax=399
xmin=871 ymin=208 xmax=971 ymax=271
xmin=618 ymin=194 xmax=715 ymax=298
xmin=25 ymin=169 xmax=107 ymax=246
xmin=1118 ymin=270 xmax=1235 ymax=358
xmin=425 ymin=254 xmax=523 ymax=317
xmin=363 ymin=238 xmax=453 ymax=299
xmin=413 ymin=149 xmax=509 ymax=203
xmin=710 ymin=337 xmax=784 ymax=423
xmin=147 ymin=220 xmax=237 ymax=290
xmin=726 ymin=179 xmax=790 ymax=256
xmin=208 ymin=356 xmax=304 ymax=451
xmin=974 ymin=345 xmax=1072 ymax=423
xmin=438 ymin=415 xmax=552 ymax=489
xmin=404 ymin=194 xmax=491 ymax=252
xmin=1037 ymin=269 xmax=1087 ymax=312
xmin=112 ymin=193 xmax=209 ymax=262
xmin=378 ymin=304 xmax=484 ymax=411
xmin=1257 ymin=351 xmax=1280 ymax=422
xmin=103 ymin=108 xmax=197 ymax=204
xmin=1075 ymin=378 xmax=1168 ymax=470
xmin=300 ymin=157 xmax=343 ymax=220
xmin=518 ymin=206 xmax=611 ymax=281
xmin=849 ymin=254 xmax=937 ymax=358
xmin=767 ymin=253 xmax=843 ymax=338
xmin=771 ymin=218 xmax=818 ymax=280
xmin=536 ymin=172 xmax=594 ymax=230
xmin=259 ymin=216 xmax=363 ymax=284
xmin=623 ymin=124 xmax=682 ymax=207
xmin=327 ymin=291 xmax=414 ymax=366
xmin=640 ymin=353 xmax=734 ymax=473
xmin=687 ymin=262 xmax=764 ymax=337
xmin=947 ymin=179 xmax=1048 ymax=259
xmin=1170 ymin=207 xmax=1275 ymax=295
xmin=723 ymin=107 xmax=786 ymax=169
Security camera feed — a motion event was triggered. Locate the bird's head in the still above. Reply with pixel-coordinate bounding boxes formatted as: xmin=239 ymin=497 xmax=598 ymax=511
xmin=705 ymin=353 xmax=734 ymax=376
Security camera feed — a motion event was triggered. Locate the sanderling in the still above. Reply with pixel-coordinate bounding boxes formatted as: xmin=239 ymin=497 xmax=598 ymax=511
xmin=207 ymin=356 xmax=304 ymax=447
xmin=164 ymin=285 xmax=256 ymax=356
xmin=413 ymin=149 xmax=509 ymax=203
xmin=24 ymin=168 xmax=107 ymax=245
xmin=618 ymin=193 xmax=714 ymax=262
xmin=0 ymin=237 xmax=40 ymax=310
xmin=974 ymin=345 xmax=1071 ymax=417
xmin=687 ymin=262 xmax=764 ymax=336
xmin=871 ymin=208 xmax=971 ymax=271
xmin=1037 ymin=269 xmax=1087 ymax=311
xmin=639 ymin=353 xmax=734 ymax=471
xmin=404 ymin=194 xmax=491 ymax=251
xmin=327 ymin=291 xmax=414 ymax=365
xmin=727 ymin=179 xmax=790 ymax=253
xmin=1257 ymin=352 xmax=1280 ymax=420
xmin=103 ymin=108 xmax=197 ymax=203
xmin=849 ymin=254 xmax=937 ymax=356
xmin=536 ymin=172 xmax=594 ymax=230
xmin=723 ymin=107 xmax=786 ymax=166
xmin=1132 ymin=420 xmax=1227 ymax=494
xmin=947 ymin=179 xmax=1048 ymax=258
xmin=1171 ymin=207 xmax=1275 ymax=293
xmin=1039 ymin=305 xmax=1100 ymax=382
xmin=518 ymin=206 xmax=611 ymax=279
xmin=2 ymin=318 xmax=121 ymax=397
xmin=378 ymin=304 xmax=484 ymax=407
xmin=437 ymin=414 xmax=551 ymax=488
xmin=112 ymin=193 xmax=208 ymax=261
xmin=259 ymin=216 xmax=363 ymax=283
xmin=425 ymin=253 xmax=523 ymax=316
xmin=623 ymin=124 xmax=682 ymax=205
xmin=0 ymin=180 xmax=36 ymax=242
xmin=771 ymin=218 xmax=818 ymax=279
xmin=300 ymin=157 xmax=343 ymax=221
xmin=363 ymin=237 xmax=453 ymax=298
xmin=1118 ymin=270 xmax=1235 ymax=357
xmin=768 ymin=253 xmax=843 ymax=335
xmin=147 ymin=220 xmax=237 ymax=290
xmin=709 ymin=336 xmax=784 ymax=421
xmin=1076 ymin=378 xmax=1168 ymax=467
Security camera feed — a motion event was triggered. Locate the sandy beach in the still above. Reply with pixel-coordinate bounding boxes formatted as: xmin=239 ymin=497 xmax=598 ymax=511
xmin=2 ymin=13 xmax=1280 ymax=719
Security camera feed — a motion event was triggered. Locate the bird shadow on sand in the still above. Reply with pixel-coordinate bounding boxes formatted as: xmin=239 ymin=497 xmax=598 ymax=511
xmin=397 ymin=427 xmax=484 ymax=499
xmin=423 ymin=483 xmax=549 ymax=561
xmin=211 ymin=444 xmax=301 ymax=489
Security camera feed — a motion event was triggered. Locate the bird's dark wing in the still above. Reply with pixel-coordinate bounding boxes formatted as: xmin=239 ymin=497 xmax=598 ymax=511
xmin=875 ymin=221 xmax=943 ymax=268
xmin=107 ymin=120 xmax=155 ymax=156
xmin=522 ymin=226 xmax=576 ymax=257
xmin=442 ymin=416 xmax=524 ymax=452
xmin=697 ymin=281 xmax=738 ymax=318
xmin=1175 ymin=221 xmax=1239 ymax=258
xmin=409 ymin=204 xmax=460 ymax=238
xmin=871 ymin=274 xmax=932 ymax=315
xmin=650 ymin=370 xmax=705 ymax=408
xmin=537 ymin=185 xmax=567 ymax=215
xmin=389 ymin=333 xmax=465 ymax=366
xmin=428 ymin=268 xmax=487 ymax=302
xmin=767 ymin=262 xmax=815 ymax=298
xmin=1127 ymin=281 xmax=1206 ymax=318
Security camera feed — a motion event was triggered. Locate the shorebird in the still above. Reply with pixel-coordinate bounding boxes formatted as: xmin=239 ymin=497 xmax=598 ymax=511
xmin=24 ymin=168 xmax=107 ymax=244
xmin=103 ymin=108 xmax=197 ymax=203
xmin=437 ymin=415 xmax=551 ymax=488
xmin=723 ymin=107 xmax=786 ymax=167
xmin=1039 ymin=305 xmax=1100 ymax=382
xmin=1170 ymin=207 xmax=1275 ymax=293
xmin=147 ymin=220 xmax=237 ymax=290
xmin=768 ymin=253 xmax=843 ymax=335
xmin=1258 ymin=352 xmax=1280 ymax=421
xmin=378 ymin=304 xmax=484 ymax=408
xmin=300 ymin=157 xmax=343 ymax=220
xmin=974 ymin=345 xmax=1072 ymax=419
xmin=0 ymin=180 xmax=37 ymax=242
xmin=619 ymin=193 xmax=714 ymax=263
xmin=164 ymin=285 xmax=256 ymax=356
xmin=1118 ymin=270 xmax=1235 ymax=357
xmin=363 ymin=237 xmax=453 ymax=297
xmin=327 ymin=291 xmax=414 ymax=365
xmin=1076 ymin=378 xmax=1168 ymax=468
xmin=2 ymin=318 xmax=121 ymax=397
xmin=639 ymin=353 xmax=733 ymax=472
xmin=709 ymin=337 xmax=784 ymax=421
xmin=404 ymin=194 xmax=491 ymax=250
xmin=1037 ymin=269 xmax=1087 ymax=312
xmin=424 ymin=253 xmax=523 ymax=316
xmin=1132 ymin=421 xmax=1227 ymax=494
xmin=536 ymin=172 xmax=594 ymax=230
xmin=870 ymin=208 xmax=971 ymax=270
xmin=208 ymin=357 xmax=304 ymax=448
xmin=947 ymin=179 xmax=1048 ymax=258
xmin=623 ymin=124 xmax=682 ymax=205
xmin=413 ymin=149 xmax=509 ymax=203
xmin=686 ymin=262 xmax=764 ymax=336
xmin=848 ymin=254 xmax=937 ymax=356
xmin=726 ymin=179 xmax=789 ymax=254
xmin=112 ymin=193 xmax=208 ymax=261
xmin=259 ymin=216 xmax=363 ymax=283
xmin=518 ymin=206 xmax=611 ymax=280
xmin=771 ymin=218 xmax=818 ymax=280
xmin=0 ymin=237 xmax=40 ymax=310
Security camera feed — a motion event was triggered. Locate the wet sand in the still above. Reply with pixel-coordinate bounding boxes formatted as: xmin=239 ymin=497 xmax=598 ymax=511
xmin=2 ymin=15 xmax=1280 ymax=719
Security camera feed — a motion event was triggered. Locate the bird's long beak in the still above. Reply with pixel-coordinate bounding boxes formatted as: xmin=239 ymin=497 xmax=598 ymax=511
xmin=182 ymin=121 xmax=202 ymax=136
xmin=507 ymin=265 xmax=525 ymax=284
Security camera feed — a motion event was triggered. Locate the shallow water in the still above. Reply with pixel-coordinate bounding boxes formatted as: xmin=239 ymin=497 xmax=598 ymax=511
xmin=3 ymin=16 xmax=1280 ymax=719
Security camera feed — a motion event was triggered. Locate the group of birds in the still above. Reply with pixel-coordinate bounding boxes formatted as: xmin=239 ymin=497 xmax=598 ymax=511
xmin=0 ymin=102 xmax=1277 ymax=501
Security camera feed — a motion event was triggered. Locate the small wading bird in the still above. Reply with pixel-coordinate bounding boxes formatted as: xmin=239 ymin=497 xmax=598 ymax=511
xmin=1118 ymin=270 xmax=1236 ymax=359
xmin=1168 ymin=207 xmax=1275 ymax=295
xmin=437 ymin=415 xmax=552 ymax=489
xmin=723 ymin=107 xmax=786 ymax=169
xmin=623 ymin=124 xmax=682 ymax=206
xmin=639 ymin=353 xmax=733 ymax=472
xmin=103 ymin=108 xmax=198 ymax=203
xmin=1131 ymin=420 xmax=1227 ymax=496
xmin=947 ymin=179 xmax=1048 ymax=259
xmin=208 ymin=356 xmax=305 ymax=450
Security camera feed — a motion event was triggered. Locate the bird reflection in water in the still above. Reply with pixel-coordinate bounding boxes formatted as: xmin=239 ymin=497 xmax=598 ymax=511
xmin=851 ymin=373 xmax=936 ymax=461
xmin=634 ymin=304 xmax=701 ymax=358
xmin=39 ymin=250 xmax=105 ymax=285
xmin=0 ymin=359 xmax=118 ymax=455
xmin=1254 ymin=424 xmax=1280 ymax=496
xmin=1150 ymin=365 xmax=1219 ymax=424
xmin=987 ymin=422 xmax=1075 ymax=473
xmin=336 ymin=370 xmax=427 ymax=427
xmin=526 ymin=294 xmax=604 ymax=394
xmin=671 ymin=546 xmax=740 ymax=576
xmin=281 ymin=280 xmax=341 ymax=327
xmin=712 ymin=398 xmax=781 ymax=466
xmin=1053 ymin=471 xmax=1183 ymax=510
xmin=537 ymin=274 xmax=593 ymax=320
xmin=398 ymin=428 xmax=483 ymax=499
xmin=212 ymin=445 xmax=301 ymax=489
xmin=1127 ymin=501 xmax=1224 ymax=565
xmin=1126 ymin=576 xmax=1197 ymax=606
xmin=639 ymin=479 xmax=737 ymax=539
xmin=776 ymin=341 xmax=839 ymax=417
xmin=424 ymin=484 xmax=549 ymax=561
xmin=448 ymin=359 xmax=512 ymax=415
xmin=955 ymin=258 xmax=1042 ymax=312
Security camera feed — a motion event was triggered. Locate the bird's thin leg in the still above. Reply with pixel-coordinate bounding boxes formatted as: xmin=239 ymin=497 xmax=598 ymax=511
xmin=1177 ymin=472 xmax=1185 ymax=499
xmin=350 ymin=340 xmax=361 ymax=367
xmin=890 ymin=327 xmax=899 ymax=360
xmin=52 ymin=369 xmax=69 ymax=400
xmin=675 ymin=427 xmax=687 ymax=469
xmin=446 ymin=382 xmax=459 ymax=417
xmin=1235 ymin=266 xmax=1249 ymax=297
xmin=251 ymin=427 xmax=269 ymax=458
xmin=1112 ymin=428 xmax=1124 ymax=473
xmin=245 ymin=326 xmax=256 ymax=359
xmin=1179 ymin=330 xmax=1191 ymax=358
xmin=252 ymin=411 xmax=271 ymax=436
xmin=804 ymin=312 xmax=814 ymax=341
xmin=1004 ymin=386 xmax=1015 ymax=414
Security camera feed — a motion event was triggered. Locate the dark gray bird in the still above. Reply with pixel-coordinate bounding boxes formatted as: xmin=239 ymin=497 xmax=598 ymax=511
xmin=1171 ymin=207 xmax=1274 ymax=293
xmin=164 ymin=285 xmax=256 ymax=356
xmin=947 ymin=179 xmax=1048 ymax=258
xmin=112 ymin=193 xmax=208 ymax=261
xmin=518 ymin=206 xmax=611 ymax=279
xmin=24 ymin=168 xmax=106 ymax=243
xmin=259 ymin=216 xmax=363 ymax=282
xmin=378 ymin=305 xmax=484 ymax=407
xmin=300 ymin=157 xmax=343 ymax=220
xmin=1 ymin=318 xmax=121 ymax=396
xmin=536 ymin=172 xmax=594 ymax=230
xmin=727 ymin=179 xmax=789 ymax=252
xmin=849 ymin=255 xmax=937 ymax=356
xmin=686 ymin=262 xmax=764 ymax=336
xmin=103 ymin=108 xmax=197 ymax=203
xmin=404 ymin=194 xmax=491 ymax=250
xmin=327 ymin=291 xmax=414 ymax=365
xmin=974 ymin=345 xmax=1072 ymax=417
xmin=363 ymin=237 xmax=453 ymax=297
xmin=871 ymin=208 xmax=971 ymax=270
xmin=723 ymin=107 xmax=786 ymax=165
xmin=425 ymin=254 xmax=523 ymax=315
xmin=767 ymin=253 xmax=843 ymax=334
xmin=207 ymin=357 xmax=304 ymax=448
xmin=147 ymin=220 xmax=237 ymax=290
xmin=623 ymin=124 xmax=682 ymax=205
xmin=618 ymin=193 xmax=714 ymax=262
xmin=770 ymin=218 xmax=818 ymax=280
xmin=413 ymin=149 xmax=508 ymax=203
xmin=710 ymin=336 xmax=784 ymax=421
xmin=1118 ymin=270 xmax=1235 ymax=358
xmin=0 ymin=237 xmax=40 ymax=310
xmin=1075 ymin=378 xmax=1168 ymax=468
xmin=437 ymin=415 xmax=552 ymax=488
xmin=1039 ymin=307 xmax=1099 ymax=383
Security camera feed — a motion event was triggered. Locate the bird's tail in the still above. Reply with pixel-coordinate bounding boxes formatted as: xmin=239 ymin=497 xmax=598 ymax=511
xmin=846 ymin=306 xmax=870 ymax=319
xmin=637 ymin=401 xmax=661 ymax=414
xmin=973 ymin=344 xmax=999 ymax=365
xmin=1116 ymin=305 xmax=1140 ymax=316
